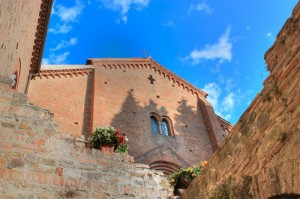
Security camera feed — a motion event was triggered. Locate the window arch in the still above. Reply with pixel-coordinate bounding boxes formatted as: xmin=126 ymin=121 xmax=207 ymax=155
xmin=161 ymin=119 xmax=169 ymax=136
xmin=150 ymin=114 xmax=174 ymax=136
xmin=150 ymin=115 xmax=159 ymax=133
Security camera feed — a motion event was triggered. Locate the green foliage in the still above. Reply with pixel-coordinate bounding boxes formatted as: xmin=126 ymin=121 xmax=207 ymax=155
xmin=279 ymin=132 xmax=287 ymax=141
xmin=89 ymin=126 xmax=116 ymax=148
xmin=88 ymin=126 xmax=129 ymax=154
xmin=210 ymin=176 xmax=253 ymax=199
xmin=210 ymin=183 xmax=237 ymax=199
xmin=169 ymin=161 xmax=207 ymax=188
xmin=115 ymin=144 xmax=129 ymax=154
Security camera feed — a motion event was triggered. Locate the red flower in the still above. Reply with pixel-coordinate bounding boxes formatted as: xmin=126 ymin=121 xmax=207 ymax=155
xmin=116 ymin=129 xmax=121 ymax=134
xmin=121 ymin=136 xmax=125 ymax=144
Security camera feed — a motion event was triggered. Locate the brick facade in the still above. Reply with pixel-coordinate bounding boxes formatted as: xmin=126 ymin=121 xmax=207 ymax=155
xmin=28 ymin=58 xmax=231 ymax=171
xmin=28 ymin=66 xmax=94 ymax=138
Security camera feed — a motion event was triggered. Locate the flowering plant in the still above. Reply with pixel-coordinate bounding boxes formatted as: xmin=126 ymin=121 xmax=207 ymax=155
xmin=88 ymin=126 xmax=129 ymax=154
xmin=169 ymin=161 xmax=208 ymax=188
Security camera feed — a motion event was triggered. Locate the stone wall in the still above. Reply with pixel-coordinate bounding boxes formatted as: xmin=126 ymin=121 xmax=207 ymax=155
xmin=0 ymin=0 xmax=47 ymax=93
xmin=0 ymin=80 xmax=172 ymax=199
xmin=183 ymin=2 xmax=300 ymax=199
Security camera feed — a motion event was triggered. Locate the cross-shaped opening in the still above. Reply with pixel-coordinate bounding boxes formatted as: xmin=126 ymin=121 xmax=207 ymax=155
xmin=148 ymin=75 xmax=155 ymax=84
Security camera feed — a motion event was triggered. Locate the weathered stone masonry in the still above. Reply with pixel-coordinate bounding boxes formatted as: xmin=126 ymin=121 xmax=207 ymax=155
xmin=0 ymin=81 xmax=172 ymax=198
xmin=183 ymin=2 xmax=300 ymax=199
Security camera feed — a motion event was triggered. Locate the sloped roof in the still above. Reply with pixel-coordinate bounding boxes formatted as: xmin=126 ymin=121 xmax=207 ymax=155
xmin=87 ymin=57 xmax=208 ymax=98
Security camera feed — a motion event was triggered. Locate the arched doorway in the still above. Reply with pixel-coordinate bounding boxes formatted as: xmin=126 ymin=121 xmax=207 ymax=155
xmin=149 ymin=160 xmax=181 ymax=176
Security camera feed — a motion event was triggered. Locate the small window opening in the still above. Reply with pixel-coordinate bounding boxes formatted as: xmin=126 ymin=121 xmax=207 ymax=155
xmin=161 ymin=119 xmax=170 ymax=136
xmin=150 ymin=116 xmax=159 ymax=133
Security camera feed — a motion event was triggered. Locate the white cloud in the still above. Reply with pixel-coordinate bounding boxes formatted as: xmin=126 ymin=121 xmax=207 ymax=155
xmin=50 ymin=37 xmax=78 ymax=51
xmin=55 ymin=0 xmax=84 ymax=22
xmin=162 ymin=20 xmax=175 ymax=28
xmin=189 ymin=2 xmax=212 ymax=14
xmin=48 ymin=24 xmax=73 ymax=34
xmin=221 ymin=92 xmax=235 ymax=112
xmin=202 ymin=82 xmax=236 ymax=121
xmin=266 ymin=32 xmax=272 ymax=37
xmin=122 ymin=15 xmax=128 ymax=24
xmin=49 ymin=0 xmax=84 ymax=34
xmin=183 ymin=27 xmax=232 ymax=65
xmin=225 ymin=78 xmax=237 ymax=92
xmin=203 ymin=82 xmax=221 ymax=109
xmin=42 ymin=52 xmax=70 ymax=64
xmin=99 ymin=0 xmax=149 ymax=24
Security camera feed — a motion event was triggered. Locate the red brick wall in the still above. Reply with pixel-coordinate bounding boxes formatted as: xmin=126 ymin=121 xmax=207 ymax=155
xmin=0 ymin=0 xmax=43 ymax=93
xmin=27 ymin=59 xmax=227 ymax=169
xmin=27 ymin=67 xmax=94 ymax=138
xmin=91 ymin=59 xmax=218 ymax=167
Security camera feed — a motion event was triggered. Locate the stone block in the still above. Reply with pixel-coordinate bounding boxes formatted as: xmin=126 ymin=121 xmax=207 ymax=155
xmin=1 ymin=122 xmax=16 ymax=129
xmin=0 ymin=157 xmax=7 ymax=167
xmin=55 ymin=167 xmax=63 ymax=176
xmin=10 ymin=159 xmax=24 ymax=168
xmin=18 ymin=122 xmax=32 ymax=131
xmin=25 ymin=153 xmax=39 ymax=165
xmin=43 ymin=128 xmax=57 ymax=136
xmin=40 ymin=158 xmax=56 ymax=166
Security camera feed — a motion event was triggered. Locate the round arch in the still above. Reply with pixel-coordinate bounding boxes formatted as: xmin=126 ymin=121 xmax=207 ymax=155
xmin=149 ymin=160 xmax=181 ymax=176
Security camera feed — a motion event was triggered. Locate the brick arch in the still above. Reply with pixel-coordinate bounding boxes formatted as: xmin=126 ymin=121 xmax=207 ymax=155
xmin=149 ymin=160 xmax=181 ymax=176
xmin=161 ymin=115 xmax=175 ymax=137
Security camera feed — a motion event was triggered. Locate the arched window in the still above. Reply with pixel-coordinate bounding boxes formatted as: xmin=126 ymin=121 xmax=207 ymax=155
xmin=150 ymin=116 xmax=159 ymax=133
xmin=161 ymin=119 xmax=170 ymax=136
xmin=150 ymin=113 xmax=174 ymax=136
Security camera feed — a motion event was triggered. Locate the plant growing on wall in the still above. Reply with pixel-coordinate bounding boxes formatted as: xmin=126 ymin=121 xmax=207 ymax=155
xmin=169 ymin=161 xmax=207 ymax=189
xmin=89 ymin=126 xmax=129 ymax=154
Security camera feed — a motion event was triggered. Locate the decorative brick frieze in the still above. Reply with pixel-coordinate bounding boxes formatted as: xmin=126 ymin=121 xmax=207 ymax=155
xmin=29 ymin=0 xmax=53 ymax=75
xmin=32 ymin=68 xmax=94 ymax=79
xmin=89 ymin=58 xmax=208 ymax=98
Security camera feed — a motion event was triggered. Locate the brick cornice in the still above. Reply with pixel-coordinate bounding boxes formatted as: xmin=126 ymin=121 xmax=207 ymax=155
xmin=33 ymin=68 xmax=94 ymax=79
xmin=148 ymin=58 xmax=208 ymax=98
xmin=29 ymin=0 xmax=53 ymax=75
xmin=88 ymin=58 xmax=208 ymax=98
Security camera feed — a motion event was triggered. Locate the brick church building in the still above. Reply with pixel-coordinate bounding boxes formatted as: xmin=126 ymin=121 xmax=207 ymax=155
xmin=27 ymin=57 xmax=232 ymax=174
xmin=0 ymin=0 xmax=232 ymax=176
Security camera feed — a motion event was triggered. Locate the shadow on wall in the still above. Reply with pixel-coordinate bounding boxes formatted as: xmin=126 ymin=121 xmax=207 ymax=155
xmin=110 ymin=91 xmax=144 ymax=136
xmin=110 ymin=91 xmax=186 ymax=166
xmin=110 ymin=91 xmax=165 ymax=156
xmin=81 ymin=71 xmax=94 ymax=140
xmin=174 ymin=99 xmax=215 ymax=163
xmin=174 ymin=99 xmax=198 ymax=132
xmin=109 ymin=90 xmax=211 ymax=168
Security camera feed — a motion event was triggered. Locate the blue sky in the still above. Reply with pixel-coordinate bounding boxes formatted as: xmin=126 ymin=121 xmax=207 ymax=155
xmin=42 ymin=0 xmax=298 ymax=124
